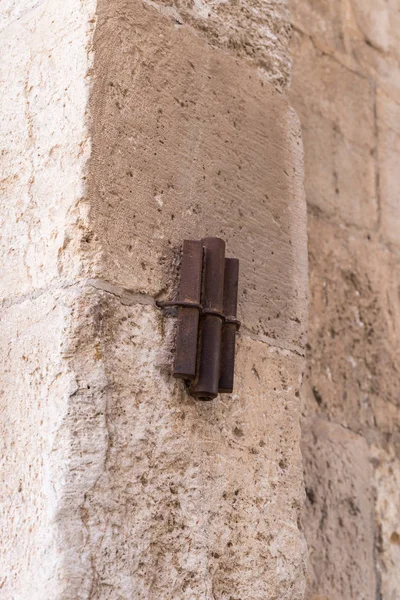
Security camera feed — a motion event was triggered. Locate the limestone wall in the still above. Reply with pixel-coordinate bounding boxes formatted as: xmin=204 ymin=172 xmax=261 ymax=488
xmin=0 ymin=1 xmax=97 ymax=597
xmin=289 ymin=1 xmax=400 ymax=598
xmin=0 ymin=1 xmax=308 ymax=598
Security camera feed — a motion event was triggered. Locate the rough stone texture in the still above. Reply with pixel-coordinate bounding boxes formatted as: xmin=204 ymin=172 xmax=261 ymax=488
xmin=0 ymin=0 xmax=97 ymax=303
xmin=289 ymin=0 xmax=400 ymax=598
xmin=0 ymin=0 xmax=97 ymax=598
xmin=89 ymin=0 xmax=308 ymax=355
xmin=371 ymin=446 xmax=400 ymax=600
xmin=301 ymin=417 xmax=376 ymax=600
xmin=71 ymin=1 xmax=308 ymax=597
xmin=144 ymin=0 xmax=292 ymax=91
xmin=377 ymin=89 xmax=400 ymax=248
xmin=304 ymin=214 xmax=400 ymax=436
xmin=290 ymin=30 xmax=378 ymax=230
xmin=1 ymin=0 xmax=308 ymax=599
xmin=0 ymin=290 xmax=75 ymax=599
xmin=76 ymin=292 xmax=307 ymax=599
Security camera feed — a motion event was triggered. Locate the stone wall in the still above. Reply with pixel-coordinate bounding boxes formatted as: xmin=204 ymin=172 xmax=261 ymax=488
xmin=0 ymin=1 xmax=309 ymax=598
xmin=289 ymin=1 xmax=400 ymax=598
xmin=0 ymin=1 xmax=97 ymax=597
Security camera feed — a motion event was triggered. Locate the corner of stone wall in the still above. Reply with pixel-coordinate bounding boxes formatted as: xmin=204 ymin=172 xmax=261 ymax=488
xmin=1 ymin=1 xmax=310 ymax=598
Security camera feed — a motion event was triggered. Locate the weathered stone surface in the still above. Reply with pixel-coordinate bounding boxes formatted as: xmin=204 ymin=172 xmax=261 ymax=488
xmin=355 ymin=47 xmax=400 ymax=105
xmin=377 ymin=89 xmax=400 ymax=247
xmin=350 ymin=0 xmax=400 ymax=61
xmin=0 ymin=0 xmax=97 ymax=303
xmin=290 ymin=30 xmax=374 ymax=151
xmin=144 ymin=0 xmax=292 ymax=91
xmin=88 ymin=0 xmax=308 ymax=354
xmin=1 ymin=1 xmax=309 ymax=599
xmin=297 ymin=108 xmax=377 ymax=228
xmin=290 ymin=0 xmax=345 ymax=54
xmin=0 ymin=287 xmax=308 ymax=600
xmin=0 ymin=285 xmax=107 ymax=600
xmin=304 ymin=214 xmax=400 ymax=435
xmin=74 ymin=290 xmax=307 ymax=599
xmin=371 ymin=446 xmax=400 ymax=600
xmin=301 ymin=417 xmax=376 ymax=600
xmin=0 ymin=0 xmax=41 ymax=31
xmin=291 ymin=0 xmax=400 ymax=104
xmin=290 ymin=2 xmax=400 ymax=598
xmin=0 ymin=0 xmax=98 ymax=598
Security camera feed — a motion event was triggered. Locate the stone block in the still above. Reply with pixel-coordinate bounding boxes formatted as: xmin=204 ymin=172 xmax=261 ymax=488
xmin=0 ymin=2 xmax=309 ymax=599
xmin=301 ymin=417 xmax=376 ymax=600
xmin=290 ymin=0 xmax=345 ymax=55
xmin=142 ymin=0 xmax=291 ymax=91
xmin=299 ymin=109 xmax=377 ymax=228
xmin=377 ymin=89 xmax=400 ymax=247
xmin=371 ymin=446 xmax=400 ymax=600
xmin=304 ymin=215 xmax=400 ymax=435
xmin=290 ymin=31 xmax=375 ymax=150
xmin=88 ymin=0 xmax=308 ymax=353
xmin=350 ymin=0 xmax=400 ymax=62
xmin=76 ymin=289 xmax=307 ymax=599
xmin=0 ymin=288 xmax=90 ymax=598
xmin=0 ymin=0 xmax=96 ymax=302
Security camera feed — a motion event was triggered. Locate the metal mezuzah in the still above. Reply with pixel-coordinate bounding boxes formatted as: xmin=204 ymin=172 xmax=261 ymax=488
xmin=156 ymin=237 xmax=240 ymax=400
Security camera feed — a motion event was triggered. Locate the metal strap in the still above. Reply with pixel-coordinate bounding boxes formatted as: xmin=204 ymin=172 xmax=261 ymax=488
xmin=156 ymin=300 xmax=241 ymax=329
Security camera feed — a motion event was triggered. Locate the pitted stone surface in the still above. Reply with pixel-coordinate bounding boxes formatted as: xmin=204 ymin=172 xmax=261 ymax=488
xmin=89 ymin=0 xmax=307 ymax=354
xmin=371 ymin=446 xmax=400 ymax=600
xmin=144 ymin=0 xmax=292 ymax=91
xmin=290 ymin=1 xmax=400 ymax=598
xmin=0 ymin=0 xmax=98 ymax=303
xmin=0 ymin=0 xmax=308 ymax=598
xmin=0 ymin=285 xmax=108 ymax=599
xmin=0 ymin=0 xmax=98 ymax=597
xmin=77 ymin=292 xmax=307 ymax=599
xmin=301 ymin=417 xmax=376 ymax=600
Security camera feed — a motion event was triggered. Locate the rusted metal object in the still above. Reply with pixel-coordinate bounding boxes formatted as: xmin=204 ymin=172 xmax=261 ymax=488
xmin=191 ymin=237 xmax=226 ymax=400
xmin=219 ymin=258 xmax=239 ymax=394
xmin=156 ymin=237 xmax=239 ymax=400
xmin=173 ymin=240 xmax=203 ymax=379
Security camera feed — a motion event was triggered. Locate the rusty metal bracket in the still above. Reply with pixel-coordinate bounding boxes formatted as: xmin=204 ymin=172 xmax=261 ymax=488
xmin=156 ymin=237 xmax=239 ymax=400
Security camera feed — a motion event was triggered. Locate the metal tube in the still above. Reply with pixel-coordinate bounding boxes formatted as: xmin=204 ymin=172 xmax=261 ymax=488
xmin=173 ymin=239 xmax=203 ymax=380
xmin=219 ymin=258 xmax=239 ymax=393
xmin=191 ymin=237 xmax=225 ymax=400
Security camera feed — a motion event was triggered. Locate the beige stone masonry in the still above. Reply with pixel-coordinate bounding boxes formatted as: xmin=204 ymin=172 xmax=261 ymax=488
xmin=1 ymin=0 xmax=308 ymax=598
xmin=290 ymin=1 xmax=400 ymax=598
xmin=88 ymin=0 xmax=307 ymax=353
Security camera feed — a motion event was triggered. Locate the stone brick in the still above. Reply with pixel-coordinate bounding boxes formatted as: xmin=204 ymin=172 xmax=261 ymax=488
xmin=371 ymin=446 xmax=400 ymax=600
xmin=290 ymin=3 xmax=400 ymax=600
xmin=290 ymin=0 xmax=345 ymax=54
xmin=88 ymin=0 xmax=308 ymax=354
xmin=0 ymin=0 xmax=97 ymax=302
xmin=304 ymin=215 xmax=400 ymax=435
xmin=299 ymin=111 xmax=337 ymax=219
xmin=350 ymin=0 xmax=400 ymax=62
xmin=0 ymin=1 xmax=309 ymax=599
xmin=0 ymin=284 xmax=308 ymax=599
xmin=333 ymin=132 xmax=377 ymax=229
xmin=301 ymin=417 xmax=376 ymax=600
xmin=145 ymin=0 xmax=292 ymax=91
xmin=299 ymin=109 xmax=377 ymax=228
xmin=289 ymin=0 xmax=400 ymax=104
xmin=0 ymin=287 xmax=99 ymax=599
xmin=290 ymin=30 xmax=375 ymax=151
xmin=377 ymin=89 xmax=400 ymax=247
xmin=74 ymin=290 xmax=307 ymax=599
